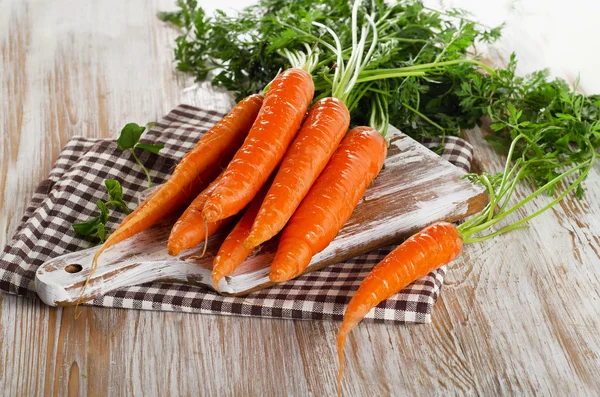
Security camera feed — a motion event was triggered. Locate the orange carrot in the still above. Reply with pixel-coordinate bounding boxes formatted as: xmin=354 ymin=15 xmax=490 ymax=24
xmin=202 ymin=68 xmax=314 ymax=223
xmin=336 ymin=222 xmax=463 ymax=394
xmin=269 ymin=127 xmax=387 ymax=283
xmin=91 ymin=94 xmax=263 ymax=265
xmin=211 ymin=183 xmax=271 ymax=290
xmin=168 ymin=172 xmax=230 ymax=256
xmin=119 ymin=187 xmax=160 ymax=227
xmin=244 ymin=97 xmax=350 ymax=248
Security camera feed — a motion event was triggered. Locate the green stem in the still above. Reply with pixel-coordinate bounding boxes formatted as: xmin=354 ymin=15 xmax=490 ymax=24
xmin=131 ymin=150 xmax=152 ymax=188
xmin=366 ymin=87 xmax=392 ymax=96
xmin=356 ymin=71 xmax=426 ymax=83
xmin=377 ymin=37 xmax=428 ymax=44
xmin=369 ymin=93 xmax=389 ymax=136
xmin=496 ymin=165 xmax=528 ymax=214
xmin=461 ymin=152 xmax=594 ymax=241
xmin=402 ymin=102 xmax=446 ymax=132
xmin=434 ymin=24 xmax=464 ymax=63
xmin=493 ymin=135 xmax=525 ymax=212
xmin=359 ymin=58 xmax=496 ymax=77
xmin=457 ymin=203 xmax=492 ymax=230
xmin=315 ymin=48 xmax=353 ymax=70
xmin=461 ymin=226 xmax=530 ymax=244
xmin=275 ymin=19 xmax=338 ymax=54
xmin=479 ymin=174 xmax=496 ymax=222
xmin=105 ymin=200 xmax=132 ymax=214
xmin=346 ymin=82 xmax=373 ymax=112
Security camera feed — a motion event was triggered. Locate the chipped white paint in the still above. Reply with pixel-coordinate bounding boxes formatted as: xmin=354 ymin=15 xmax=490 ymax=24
xmin=2 ymin=0 xmax=600 ymax=396
xmin=36 ymin=129 xmax=486 ymax=304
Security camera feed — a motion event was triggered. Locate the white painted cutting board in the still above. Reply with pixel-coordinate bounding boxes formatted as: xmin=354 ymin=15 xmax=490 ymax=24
xmin=35 ymin=127 xmax=488 ymax=306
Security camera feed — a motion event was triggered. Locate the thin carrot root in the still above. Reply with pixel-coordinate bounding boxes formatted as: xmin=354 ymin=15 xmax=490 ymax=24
xmin=201 ymin=217 xmax=209 ymax=258
xmin=336 ymin=310 xmax=367 ymax=394
xmin=168 ymin=172 xmax=230 ymax=256
xmin=74 ymin=245 xmax=106 ymax=318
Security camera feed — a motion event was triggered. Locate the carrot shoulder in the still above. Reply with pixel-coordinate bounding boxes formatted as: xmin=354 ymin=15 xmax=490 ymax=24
xmin=336 ymin=222 xmax=463 ymax=394
xmin=93 ymin=94 xmax=263 ymax=262
xmin=269 ymin=127 xmax=387 ymax=283
xmin=202 ymin=68 xmax=314 ymax=223
xmin=244 ymin=97 xmax=350 ymax=248
xmin=168 ymin=172 xmax=230 ymax=256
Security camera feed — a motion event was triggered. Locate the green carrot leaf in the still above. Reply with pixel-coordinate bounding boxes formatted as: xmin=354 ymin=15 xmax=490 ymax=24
xmin=72 ymin=200 xmax=109 ymax=242
xmin=104 ymin=179 xmax=131 ymax=214
xmin=105 ymin=179 xmax=123 ymax=201
xmin=116 ymin=121 xmax=162 ymax=188
xmin=117 ymin=123 xmax=146 ymax=151
xmin=96 ymin=200 xmax=109 ymax=224
xmin=72 ymin=217 xmax=102 ymax=236
xmin=135 ymin=142 xmax=165 ymax=154
xmin=97 ymin=223 xmax=107 ymax=243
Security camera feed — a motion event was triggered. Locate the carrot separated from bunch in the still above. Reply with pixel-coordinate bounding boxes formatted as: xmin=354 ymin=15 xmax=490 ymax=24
xmin=83 ymin=94 xmax=263 ymax=299
xmin=334 ymin=129 xmax=597 ymax=394
xmin=336 ymin=222 xmax=462 ymax=394
xmin=269 ymin=127 xmax=387 ymax=282
xmin=119 ymin=187 xmax=160 ymax=226
xmin=212 ymin=182 xmax=272 ymax=290
xmin=168 ymin=172 xmax=231 ymax=256
xmin=202 ymin=68 xmax=314 ymax=223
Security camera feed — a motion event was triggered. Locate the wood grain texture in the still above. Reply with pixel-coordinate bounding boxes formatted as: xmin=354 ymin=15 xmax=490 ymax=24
xmin=1 ymin=0 xmax=600 ymax=396
xmin=36 ymin=128 xmax=487 ymax=304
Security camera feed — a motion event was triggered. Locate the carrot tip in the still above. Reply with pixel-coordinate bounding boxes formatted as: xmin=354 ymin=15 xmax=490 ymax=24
xmin=167 ymin=243 xmax=181 ymax=256
xmin=269 ymin=268 xmax=292 ymax=283
xmin=242 ymin=237 xmax=257 ymax=249
xmin=270 ymin=237 xmax=312 ymax=283
xmin=212 ymin=271 xmax=223 ymax=293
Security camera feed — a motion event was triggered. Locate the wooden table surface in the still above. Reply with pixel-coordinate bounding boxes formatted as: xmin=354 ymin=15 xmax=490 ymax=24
xmin=1 ymin=0 xmax=600 ymax=395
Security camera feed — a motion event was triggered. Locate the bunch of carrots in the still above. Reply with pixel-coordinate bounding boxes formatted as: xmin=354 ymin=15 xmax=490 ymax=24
xmin=91 ymin=1 xmax=391 ymax=291
xmin=85 ymin=1 xmax=596 ymax=395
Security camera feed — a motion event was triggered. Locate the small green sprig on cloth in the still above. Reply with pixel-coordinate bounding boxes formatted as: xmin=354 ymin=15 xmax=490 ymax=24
xmin=72 ymin=180 xmax=131 ymax=243
xmin=117 ymin=122 xmax=164 ymax=188
xmin=72 ymin=121 xmax=164 ymax=242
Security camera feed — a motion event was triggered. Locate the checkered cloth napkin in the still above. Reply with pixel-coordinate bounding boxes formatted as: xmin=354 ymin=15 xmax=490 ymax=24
xmin=0 ymin=104 xmax=473 ymax=324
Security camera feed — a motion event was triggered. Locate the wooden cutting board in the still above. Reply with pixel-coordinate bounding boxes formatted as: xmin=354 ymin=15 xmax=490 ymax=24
xmin=35 ymin=127 xmax=488 ymax=306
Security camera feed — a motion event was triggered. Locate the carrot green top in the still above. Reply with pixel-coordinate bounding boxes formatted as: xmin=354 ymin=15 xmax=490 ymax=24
xmin=458 ymin=133 xmax=596 ymax=244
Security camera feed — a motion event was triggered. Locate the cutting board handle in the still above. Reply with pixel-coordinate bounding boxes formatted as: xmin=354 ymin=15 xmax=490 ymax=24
xmin=35 ymin=232 xmax=215 ymax=306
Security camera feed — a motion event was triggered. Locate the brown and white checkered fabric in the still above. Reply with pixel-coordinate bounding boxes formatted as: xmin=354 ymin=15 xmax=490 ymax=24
xmin=0 ymin=105 xmax=473 ymax=324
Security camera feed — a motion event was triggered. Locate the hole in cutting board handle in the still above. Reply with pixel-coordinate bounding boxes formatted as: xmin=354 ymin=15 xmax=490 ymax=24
xmin=65 ymin=264 xmax=83 ymax=274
